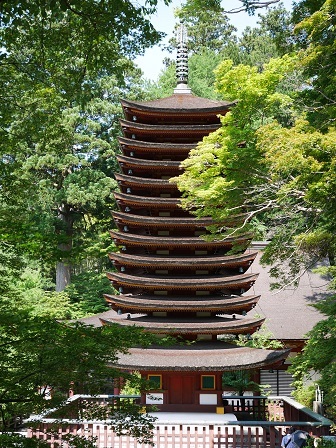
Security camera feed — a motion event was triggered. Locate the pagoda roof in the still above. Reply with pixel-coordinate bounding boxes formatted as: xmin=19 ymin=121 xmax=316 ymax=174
xmin=112 ymin=211 xmax=246 ymax=229
xmin=120 ymin=119 xmax=220 ymax=139
xmin=117 ymin=154 xmax=182 ymax=170
xmin=109 ymin=230 xmax=252 ymax=248
xmin=106 ymin=271 xmax=258 ymax=291
xmin=114 ymin=174 xmax=176 ymax=190
xmin=104 ymin=293 xmax=260 ymax=314
xmin=118 ymin=136 xmax=195 ymax=153
xmin=101 ymin=314 xmax=265 ymax=335
xmin=109 ymin=251 xmax=257 ymax=269
xmin=112 ymin=211 xmax=214 ymax=228
xmin=114 ymin=192 xmax=180 ymax=208
xmin=121 ymin=95 xmax=233 ymax=117
xmin=113 ymin=341 xmax=289 ymax=372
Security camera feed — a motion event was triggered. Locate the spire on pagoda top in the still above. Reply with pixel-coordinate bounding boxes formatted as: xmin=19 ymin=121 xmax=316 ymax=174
xmin=174 ymin=22 xmax=192 ymax=94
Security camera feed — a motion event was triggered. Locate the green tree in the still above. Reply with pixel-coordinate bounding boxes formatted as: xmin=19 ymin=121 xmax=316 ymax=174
xmin=152 ymin=4 xmax=294 ymax=100
xmin=222 ymin=370 xmax=260 ymax=396
xmin=0 ymin=0 xmax=165 ymax=291
xmin=294 ymin=0 xmax=336 ymax=129
xmin=290 ymin=294 xmax=336 ymax=420
xmin=0 ymin=243 xmax=160 ymax=444
xmin=170 ymin=0 xmax=237 ymax=54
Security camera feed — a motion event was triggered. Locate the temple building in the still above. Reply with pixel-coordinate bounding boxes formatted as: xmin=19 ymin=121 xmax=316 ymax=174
xmin=98 ymin=25 xmax=290 ymax=413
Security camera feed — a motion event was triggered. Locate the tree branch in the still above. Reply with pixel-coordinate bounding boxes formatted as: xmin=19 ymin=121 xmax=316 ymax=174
xmin=223 ymin=0 xmax=281 ymax=14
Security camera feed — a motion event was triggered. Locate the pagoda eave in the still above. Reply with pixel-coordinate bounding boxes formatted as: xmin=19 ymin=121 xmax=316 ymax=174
xmin=112 ymin=211 xmax=214 ymax=228
xmin=120 ymin=96 xmax=234 ymax=120
xmin=109 ymin=251 xmax=257 ymax=269
xmin=115 ymin=174 xmax=177 ymax=190
xmin=106 ymin=271 xmax=258 ymax=291
xmin=112 ymin=341 xmax=290 ymax=372
xmin=104 ymin=293 xmax=260 ymax=314
xmin=118 ymin=136 xmax=195 ymax=153
xmin=117 ymin=155 xmax=182 ymax=169
xmin=120 ymin=119 xmax=220 ymax=135
xmin=101 ymin=315 xmax=265 ymax=335
xmin=114 ymin=193 xmax=180 ymax=208
xmin=111 ymin=211 xmax=248 ymax=230
xmin=109 ymin=230 xmax=252 ymax=248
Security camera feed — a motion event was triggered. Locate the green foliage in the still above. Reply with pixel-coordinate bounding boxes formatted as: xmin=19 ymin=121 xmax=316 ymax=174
xmin=176 ymin=43 xmax=335 ymax=286
xmin=0 ymin=434 xmax=50 ymax=447
xmin=290 ymin=294 xmax=336 ymax=420
xmin=171 ymin=0 xmax=236 ymax=54
xmin=0 ymin=0 xmax=167 ymax=291
xmin=176 ymin=55 xmax=298 ymax=226
xmin=291 ymin=385 xmax=316 ymax=409
xmin=121 ymin=371 xmax=142 ymax=396
xmin=0 ymin=302 xmax=156 ymax=430
xmin=0 ymin=432 xmax=98 ymax=447
xmin=314 ymin=439 xmax=336 ymax=448
xmin=236 ymin=324 xmax=284 ymax=349
xmin=0 ymin=245 xmax=157 ymax=435
xmin=109 ymin=404 xmax=156 ymax=445
xmin=0 ymin=0 xmax=165 ymax=71
xmin=293 ymin=0 xmax=336 ymax=128
xmin=222 ymin=370 xmax=260 ymax=395
xmin=65 ymin=271 xmax=111 ymax=316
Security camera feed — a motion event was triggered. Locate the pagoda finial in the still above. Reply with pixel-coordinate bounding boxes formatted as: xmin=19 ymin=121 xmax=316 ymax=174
xmin=174 ymin=22 xmax=192 ymax=94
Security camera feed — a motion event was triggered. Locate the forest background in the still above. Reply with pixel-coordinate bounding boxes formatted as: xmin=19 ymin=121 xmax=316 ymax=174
xmin=0 ymin=0 xmax=335 ymax=446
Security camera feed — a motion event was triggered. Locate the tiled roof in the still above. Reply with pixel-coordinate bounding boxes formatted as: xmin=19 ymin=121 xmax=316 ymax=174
xmin=101 ymin=314 xmax=265 ymax=335
xmin=120 ymin=119 xmax=220 ymax=134
xmin=104 ymin=293 xmax=260 ymax=313
xmin=112 ymin=211 xmax=246 ymax=229
xmin=106 ymin=271 xmax=258 ymax=291
xmin=114 ymin=174 xmax=175 ymax=189
xmin=121 ymin=96 xmax=233 ymax=113
xmin=112 ymin=211 xmax=213 ymax=228
xmin=117 ymin=154 xmax=182 ymax=169
xmin=118 ymin=136 xmax=195 ymax=152
xmin=112 ymin=341 xmax=289 ymax=371
xmin=109 ymin=229 xmax=252 ymax=248
xmin=246 ymin=249 xmax=327 ymax=341
xmin=109 ymin=251 xmax=257 ymax=268
xmin=113 ymin=193 xmax=180 ymax=208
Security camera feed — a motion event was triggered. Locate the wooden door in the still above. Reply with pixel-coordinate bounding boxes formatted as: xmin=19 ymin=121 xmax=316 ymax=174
xmin=169 ymin=375 xmax=195 ymax=404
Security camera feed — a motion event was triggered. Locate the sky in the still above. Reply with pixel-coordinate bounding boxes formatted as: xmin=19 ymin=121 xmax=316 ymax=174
xmin=135 ymin=0 xmax=293 ymax=81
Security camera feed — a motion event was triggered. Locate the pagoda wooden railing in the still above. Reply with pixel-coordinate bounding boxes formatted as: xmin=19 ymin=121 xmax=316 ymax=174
xmin=26 ymin=395 xmax=332 ymax=448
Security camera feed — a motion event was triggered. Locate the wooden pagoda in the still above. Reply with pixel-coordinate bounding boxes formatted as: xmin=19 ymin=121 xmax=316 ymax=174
xmin=104 ymin=26 xmax=288 ymax=412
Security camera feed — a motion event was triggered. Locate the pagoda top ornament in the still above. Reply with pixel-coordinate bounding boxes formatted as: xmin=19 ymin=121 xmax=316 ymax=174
xmin=174 ymin=23 xmax=192 ymax=94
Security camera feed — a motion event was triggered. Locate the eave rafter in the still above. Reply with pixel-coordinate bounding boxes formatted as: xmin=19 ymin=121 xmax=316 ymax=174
xmin=101 ymin=315 xmax=265 ymax=335
xmin=114 ymin=192 xmax=180 ymax=208
xmin=115 ymin=174 xmax=177 ymax=190
xmin=106 ymin=271 xmax=258 ymax=291
xmin=120 ymin=119 xmax=220 ymax=137
xmin=118 ymin=136 xmax=195 ymax=154
xmin=109 ymin=251 xmax=257 ymax=269
xmin=104 ymin=293 xmax=260 ymax=313
xmin=109 ymin=229 xmax=252 ymax=249
xmin=117 ymin=154 xmax=183 ymax=170
xmin=120 ymin=97 xmax=233 ymax=124
xmin=112 ymin=342 xmax=290 ymax=372
xmin=112 ymin=211 xmax=247 ymax=230
xmin=112 ymin=211 xmax=213 ymax=228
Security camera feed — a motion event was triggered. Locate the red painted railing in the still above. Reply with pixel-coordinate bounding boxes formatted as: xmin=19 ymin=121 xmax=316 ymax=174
xmin=26 ymin=395 xmax=332 ymax=448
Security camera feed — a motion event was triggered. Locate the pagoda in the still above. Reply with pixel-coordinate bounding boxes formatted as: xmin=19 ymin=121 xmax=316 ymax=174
xmin=104 ymin=25 xmax=288 ymax=412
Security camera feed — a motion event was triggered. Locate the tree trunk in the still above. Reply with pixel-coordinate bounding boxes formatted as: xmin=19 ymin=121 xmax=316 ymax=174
xmin=56 ymin=204 xmax=74 ymax=292
xmin=56 ymin=261 xmax=71 ymax=292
